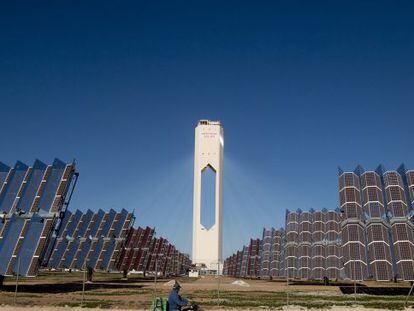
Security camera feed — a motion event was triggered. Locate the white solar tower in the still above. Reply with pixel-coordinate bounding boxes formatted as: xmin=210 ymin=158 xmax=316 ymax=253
xmin=192 ymin=120 xmax=223 ymax=274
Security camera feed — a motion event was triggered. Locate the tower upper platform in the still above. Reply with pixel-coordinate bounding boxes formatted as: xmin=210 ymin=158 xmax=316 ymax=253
xmin=197 ymin=120 xmax=222 ymax=126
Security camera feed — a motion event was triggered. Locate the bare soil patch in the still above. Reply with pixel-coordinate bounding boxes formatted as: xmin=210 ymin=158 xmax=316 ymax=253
xmin=0 ymin=272 xmax=413 ymax=310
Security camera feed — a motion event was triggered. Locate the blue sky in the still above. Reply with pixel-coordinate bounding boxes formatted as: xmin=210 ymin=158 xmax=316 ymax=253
xmin=1 ymin=1 xmax=414 ymax=257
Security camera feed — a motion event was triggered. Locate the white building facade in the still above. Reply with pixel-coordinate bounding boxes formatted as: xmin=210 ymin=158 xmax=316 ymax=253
xmin=192 ymin=120 xmax=223 ymax=273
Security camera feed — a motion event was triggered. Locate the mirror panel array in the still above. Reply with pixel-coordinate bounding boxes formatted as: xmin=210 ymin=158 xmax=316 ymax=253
xmin=224 ymin=208 xmax=342 ymax=280
xmin=115 ymin=227 xmax=191 ymax=276
xmin=45 ymin=208 xmax=133 ymax=271
xmin=0 ymin=159 xmax=77 ymax=277
xmin=339 ymin=165 xmax=414 ymax=281
xmin=224 ymin=164 xmax=414 ymax=282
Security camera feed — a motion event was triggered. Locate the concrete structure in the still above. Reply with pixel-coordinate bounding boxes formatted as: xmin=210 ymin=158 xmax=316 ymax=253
xmin=192 ymin=120 xmax=224 ymax=273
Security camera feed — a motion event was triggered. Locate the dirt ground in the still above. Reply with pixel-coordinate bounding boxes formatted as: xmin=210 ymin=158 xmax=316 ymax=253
xmin=1 ymin=307 xmax=414 ymax=311
xmin=0 ymin=272 xmax=413 ymax=310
